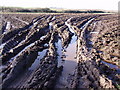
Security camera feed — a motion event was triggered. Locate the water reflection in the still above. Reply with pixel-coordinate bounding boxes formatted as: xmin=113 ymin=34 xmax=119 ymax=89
xmin=55 ymin=33 xmax=77 ymax=88
xmin=29 ymin=49 xmax=47 ymax=70
xmin=101 ymin=60 xmax=120 ymax=74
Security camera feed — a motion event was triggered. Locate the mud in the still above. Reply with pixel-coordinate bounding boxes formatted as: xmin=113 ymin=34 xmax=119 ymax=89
xmin=0 ymin=13 xmax=119 ymax=89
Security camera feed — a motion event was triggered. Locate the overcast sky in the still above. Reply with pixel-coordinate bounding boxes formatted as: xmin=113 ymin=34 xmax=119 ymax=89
xmin=0 ymin=0 xmax=119 ymax=11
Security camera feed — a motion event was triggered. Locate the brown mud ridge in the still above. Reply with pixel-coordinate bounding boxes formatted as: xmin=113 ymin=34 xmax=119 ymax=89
xmin=0 ymin=13 xmax=119 ymax=89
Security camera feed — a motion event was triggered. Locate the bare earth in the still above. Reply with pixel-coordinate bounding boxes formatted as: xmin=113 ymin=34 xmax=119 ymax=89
xmin=0 ymin=13 xmax=119 ymax=89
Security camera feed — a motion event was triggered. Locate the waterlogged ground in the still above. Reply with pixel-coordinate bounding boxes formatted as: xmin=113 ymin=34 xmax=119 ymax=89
xmin=0 ymin=13 xmax=119 ymax=89
xmin=55 ymin=34 xmax=78 ymax=88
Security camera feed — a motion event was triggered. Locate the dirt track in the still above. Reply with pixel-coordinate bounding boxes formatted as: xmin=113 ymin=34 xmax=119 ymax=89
xmin=0 ymin=13 xmax=119 ymax=89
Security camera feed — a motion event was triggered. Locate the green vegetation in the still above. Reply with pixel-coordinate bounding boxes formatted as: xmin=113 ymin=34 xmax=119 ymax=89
xmin=0 ymin=7 xmax=109 ymax=13
xmin=0 ymin=7 xmax=57 ymax=13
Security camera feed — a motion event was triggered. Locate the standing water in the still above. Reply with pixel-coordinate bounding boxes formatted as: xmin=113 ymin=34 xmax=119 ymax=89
xmin=29 ymin=49 xmax=47 ymax=71
xmin=55 ymin=18 xmax=96 ymax=88
xmin=55 ymin=18 xmax=78 ymax=88
xmin=55 ymin=35 xmax=77 ymax=88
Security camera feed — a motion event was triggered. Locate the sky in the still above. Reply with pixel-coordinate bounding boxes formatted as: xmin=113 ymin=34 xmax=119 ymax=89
xmin=0 ymin=0 xmax=119 ymax=11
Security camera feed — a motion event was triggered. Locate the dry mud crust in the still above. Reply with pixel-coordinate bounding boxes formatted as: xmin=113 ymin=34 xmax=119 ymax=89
xmin=75 ymin=14 xmax=119 ymax=89
xmin=0 ymin=13 xmax=119 ymax=89
xmin=86 ymin=14 xmax=119 ymax=65
xmin=94 ymin=15 xmax=119 ymax=63
xmin=0 ymin=14 xmax=49 ymax=28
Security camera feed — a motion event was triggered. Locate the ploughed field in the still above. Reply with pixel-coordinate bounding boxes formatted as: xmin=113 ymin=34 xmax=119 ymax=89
xmin=0 ymin=13 xmax=119 ymax=89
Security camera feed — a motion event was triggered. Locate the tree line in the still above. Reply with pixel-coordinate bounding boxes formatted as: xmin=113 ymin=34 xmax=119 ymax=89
xmin=0 ymin=7 xmax=107 ymax=13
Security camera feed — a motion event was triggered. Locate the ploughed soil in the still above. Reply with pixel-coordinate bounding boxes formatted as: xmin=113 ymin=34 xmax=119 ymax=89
xmin=0 ymin=13 xmax=119 ymax=89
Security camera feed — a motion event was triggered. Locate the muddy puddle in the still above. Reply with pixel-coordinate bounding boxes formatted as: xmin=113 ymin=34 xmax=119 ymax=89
xmin=55 ymin=34 xmax=77 ymax=88
xmin=29 ymin=49 xmax=47 ymax=71
xmin=9 ymin=49 xmax=48 ymax=88
xmin=55 ymin=18 xmax=96 ymax=88
xmin=101 ymin=60 xmax=120 ymax=74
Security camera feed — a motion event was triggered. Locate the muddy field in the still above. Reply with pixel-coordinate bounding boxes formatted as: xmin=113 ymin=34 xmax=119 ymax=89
xmin=0 ymin=13 xmax=120 ymax=89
